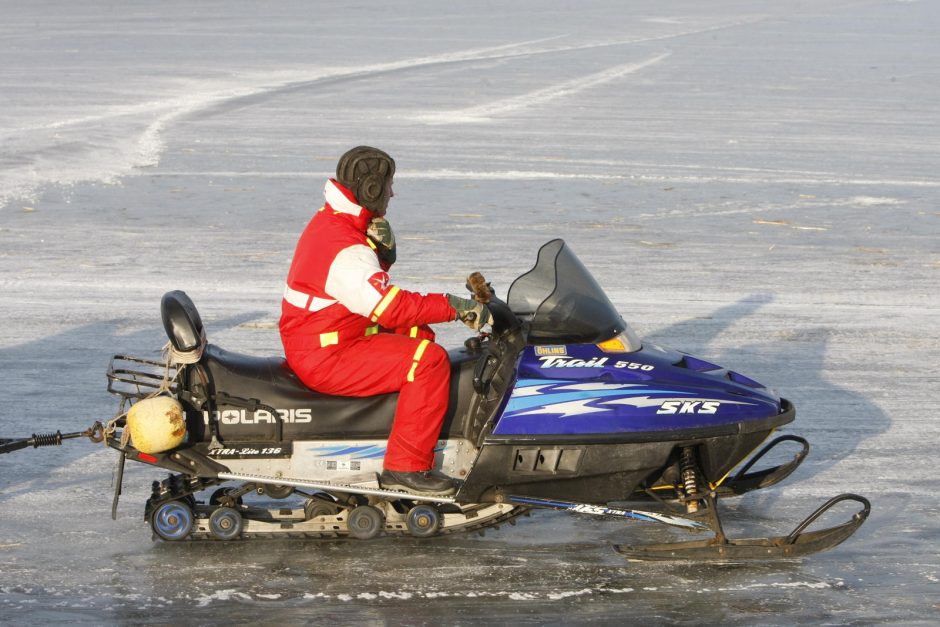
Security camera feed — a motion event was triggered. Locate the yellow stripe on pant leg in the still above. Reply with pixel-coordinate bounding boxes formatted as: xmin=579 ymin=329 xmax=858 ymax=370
xmin=406 ymin=339 xmax=430 ymax=382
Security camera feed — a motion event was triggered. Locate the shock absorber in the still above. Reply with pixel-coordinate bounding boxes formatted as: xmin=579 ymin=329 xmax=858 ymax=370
xmin=680 ymin=447 xmax=701 ymax=514
xmin=29 ymin=431 xmax=64 ymax=447
xmin=1 ymin=426 xmax=102 ymax=455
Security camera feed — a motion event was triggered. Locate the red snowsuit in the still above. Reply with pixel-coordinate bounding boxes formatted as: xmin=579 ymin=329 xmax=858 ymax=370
xmin=279 ymin=179 xmax=456 ymax=471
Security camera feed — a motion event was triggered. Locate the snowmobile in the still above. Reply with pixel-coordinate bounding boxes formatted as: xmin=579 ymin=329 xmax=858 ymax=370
xmin=1 ymin=239 xmax=869 ymax=560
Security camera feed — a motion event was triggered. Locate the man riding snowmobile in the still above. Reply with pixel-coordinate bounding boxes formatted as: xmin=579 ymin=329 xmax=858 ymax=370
xmin=1 ymin=201 xmax=871 ymax=552
xmin=279 ymin=146 xmax=490 ymax=495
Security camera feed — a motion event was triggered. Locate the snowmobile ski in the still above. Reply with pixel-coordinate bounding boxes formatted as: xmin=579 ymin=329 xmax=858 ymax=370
xmin=712 ymin=434 xmax=810 ymax=498
xmin=614 ymin=493 xmax=871 ymax=561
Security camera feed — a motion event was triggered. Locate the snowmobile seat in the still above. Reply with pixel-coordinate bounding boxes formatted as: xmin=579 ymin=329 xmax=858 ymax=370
xmin=193 ymin=344 xmax=481 ymax=442
xmin=161 ymin=290 xmax=204 ymax=354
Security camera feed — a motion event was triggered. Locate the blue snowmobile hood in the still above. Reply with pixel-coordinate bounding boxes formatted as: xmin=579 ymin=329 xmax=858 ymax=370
xmin=493 ymin=239 xmax=787 ymax=439
xmin=493 ymin=342 xmax=783 ymax=437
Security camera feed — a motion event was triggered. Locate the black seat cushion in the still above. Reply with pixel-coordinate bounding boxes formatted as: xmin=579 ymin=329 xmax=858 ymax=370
xmin=162 ymin=290 xmax=205 ymax=353
xmin=193 ymin=344 xmax=480 ymax=442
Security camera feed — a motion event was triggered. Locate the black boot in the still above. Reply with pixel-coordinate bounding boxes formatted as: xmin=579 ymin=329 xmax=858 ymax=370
xmin=380 ymin=469 xmax=457 ymax=496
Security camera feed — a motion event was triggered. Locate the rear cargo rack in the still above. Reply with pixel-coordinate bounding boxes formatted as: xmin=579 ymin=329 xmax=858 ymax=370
xmin=107 ymin=354 xmax=179 ymax=399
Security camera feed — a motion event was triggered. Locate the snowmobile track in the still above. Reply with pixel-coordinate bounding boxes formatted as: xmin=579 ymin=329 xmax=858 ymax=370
xmin=183 ymin=502 xmax=528 ymax=542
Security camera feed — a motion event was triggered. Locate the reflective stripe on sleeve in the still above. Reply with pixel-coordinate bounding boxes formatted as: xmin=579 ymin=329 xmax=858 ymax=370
xmin=408 ymin=326 xmax=419 ymax=338
xmin=370 ymin=286 xmax=401 ymax=323
xmin=365 ymin=325 xmax=379 ymax=336
xmin=406 ymin=339 xmax=431 ymax=382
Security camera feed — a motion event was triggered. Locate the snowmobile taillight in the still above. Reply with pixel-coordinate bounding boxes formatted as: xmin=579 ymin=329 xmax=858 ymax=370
xmin=137 ymin=452 xmax=158 ymax=464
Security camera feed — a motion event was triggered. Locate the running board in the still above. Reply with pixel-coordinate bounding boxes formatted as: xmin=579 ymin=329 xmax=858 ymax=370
xmin=216 ymin=471 xmax=457 ymax=504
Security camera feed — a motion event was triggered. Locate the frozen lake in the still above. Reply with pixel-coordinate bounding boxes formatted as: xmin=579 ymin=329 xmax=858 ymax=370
xmin=1 ymin=0 xmax=938 ymax=623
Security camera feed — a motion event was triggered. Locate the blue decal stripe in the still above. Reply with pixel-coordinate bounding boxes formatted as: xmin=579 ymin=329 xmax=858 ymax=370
xmin=311 ymin=445 xmax=351 ymax=453
xmin=512 ymin=378 xmax=572 ymax=388
xmin=356 ymin=450 xmax=388 ymax=459
xmin=328 ymin=446 xmax=371 ymax=456
xmin=315 ymin=445 xmax=378 ymax=457
xmin=505 ymin=389 xmax=691 ymax=413
xmin=353 ymin=444 xmax=446 ymax=460
xmin=309 ymin=444 xmax=443 ymax=460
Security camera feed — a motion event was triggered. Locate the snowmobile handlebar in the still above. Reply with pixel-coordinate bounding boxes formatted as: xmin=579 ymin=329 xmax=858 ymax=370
xmin=465 ymin=272 xmax=522 ymax=336
xmin=466 ymin=272 xmax=494 ymax=304
xmin=486 ymin=296 xmax=522 ymax=336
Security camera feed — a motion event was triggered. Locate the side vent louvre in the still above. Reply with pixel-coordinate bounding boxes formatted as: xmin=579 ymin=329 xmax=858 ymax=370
xmin=727 ymin=371 xmax=764 ymax=388
xmin=513 ymin=448 xmax=583 ymax=474
xmin=674 ymin=355 xmax=722 ymax=372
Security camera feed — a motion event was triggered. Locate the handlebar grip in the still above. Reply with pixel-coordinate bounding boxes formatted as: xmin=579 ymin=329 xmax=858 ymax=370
xmin=467 ymin=272 xmax=493 ymax=304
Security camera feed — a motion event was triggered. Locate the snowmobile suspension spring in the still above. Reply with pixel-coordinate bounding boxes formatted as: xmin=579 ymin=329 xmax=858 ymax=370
xmin=30 ymin=431 xmax=63 ymax=448
xmin=680 ymin=447 xmax=700 ymax=513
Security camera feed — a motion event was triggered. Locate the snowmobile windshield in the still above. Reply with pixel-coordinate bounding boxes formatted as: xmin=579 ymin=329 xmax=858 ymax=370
xmin=506 ymin=239 xmax=639 ymax=347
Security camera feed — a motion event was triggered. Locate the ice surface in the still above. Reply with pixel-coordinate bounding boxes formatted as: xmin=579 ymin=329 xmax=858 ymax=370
xmin=1 ymin=0 xmax=939 ymax=624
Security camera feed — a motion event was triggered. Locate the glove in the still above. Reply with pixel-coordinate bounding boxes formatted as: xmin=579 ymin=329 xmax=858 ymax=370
xmin=367 ymin=218 xmax=396 ymax=266
xmin=447 ymin=294 xmax=493 ymax=331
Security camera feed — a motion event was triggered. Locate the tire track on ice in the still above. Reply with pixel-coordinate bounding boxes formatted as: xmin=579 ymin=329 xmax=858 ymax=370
xmin=183 ymin=16 xmax=764 ymax=119
xmin=1 ymin=16 xmax=770 ymax=208
xmin=415 ymin=52 xmax=672 ymax=124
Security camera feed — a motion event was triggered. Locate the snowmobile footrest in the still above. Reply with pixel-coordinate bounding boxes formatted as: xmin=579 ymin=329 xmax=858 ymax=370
xmin=614 ymin=493 xmax=870 ymax=561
